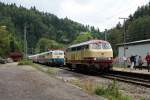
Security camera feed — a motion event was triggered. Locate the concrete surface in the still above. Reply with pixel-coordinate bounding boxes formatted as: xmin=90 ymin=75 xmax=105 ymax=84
xmin=0 ymin=63 xmax=104 ymax=100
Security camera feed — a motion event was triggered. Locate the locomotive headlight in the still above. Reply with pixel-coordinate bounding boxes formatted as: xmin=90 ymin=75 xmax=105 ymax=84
xmin=93 ymin=57 xmax=96 ymax=60
xmin=108 ymin=57 xmax=112 ymax=60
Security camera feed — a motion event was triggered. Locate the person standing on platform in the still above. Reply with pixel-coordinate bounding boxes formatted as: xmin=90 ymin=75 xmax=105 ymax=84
xmin=138 ymin=56 xmax=143 ymax=70
xmin=145 ymin=52 xmax=150 ymax=72
xmin=134 ymin=55 xmax=138 ymax=70
xmin=130 ymin=55 xmax=135 ymax=70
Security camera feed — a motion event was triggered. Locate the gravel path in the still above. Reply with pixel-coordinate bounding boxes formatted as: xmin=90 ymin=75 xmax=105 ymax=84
xmin=0 ymin=63 xmax=104 ymax=100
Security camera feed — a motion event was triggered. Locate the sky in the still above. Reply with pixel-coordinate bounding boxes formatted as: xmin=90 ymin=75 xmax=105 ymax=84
xmin=1 ymin=0 xmax=150 ymax=31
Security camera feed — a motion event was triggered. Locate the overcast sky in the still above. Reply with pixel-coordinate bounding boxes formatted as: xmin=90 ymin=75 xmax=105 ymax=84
xmin=1 ymin=0 xmax=150 ymax=31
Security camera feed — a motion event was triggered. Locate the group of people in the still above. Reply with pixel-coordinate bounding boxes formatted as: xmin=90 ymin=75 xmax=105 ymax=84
xmin=129 ymin=52 xmax=150 ymax=72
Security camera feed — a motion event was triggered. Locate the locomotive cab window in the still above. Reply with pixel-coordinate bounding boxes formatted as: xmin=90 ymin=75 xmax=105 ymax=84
xmin=91 ymin=43 xmax=102 ymax=49
xmin=102 ymin=43 xmax=111 ymax=49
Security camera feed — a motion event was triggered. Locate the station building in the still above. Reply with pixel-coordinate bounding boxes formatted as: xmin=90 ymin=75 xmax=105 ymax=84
xmin=117 ymin=39 xmax=150 ymax=65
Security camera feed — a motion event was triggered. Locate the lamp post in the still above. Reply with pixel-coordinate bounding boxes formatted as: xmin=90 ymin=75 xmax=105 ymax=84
xmin=104 ymin=29 xmax=107 ymax=41
xmin=24 ymin=23 xmax=27 ymax=59
xmin=119 ymin=17 xmax=128 ymax=67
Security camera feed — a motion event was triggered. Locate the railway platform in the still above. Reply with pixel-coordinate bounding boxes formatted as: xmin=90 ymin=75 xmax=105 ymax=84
xmin=113 ymin=67 xmax=150 ymax=75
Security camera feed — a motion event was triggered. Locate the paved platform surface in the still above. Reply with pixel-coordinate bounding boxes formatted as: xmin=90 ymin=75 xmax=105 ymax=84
xmin=0 ymin=63 xmax=104 ymax=100
xmin=113 ymin=67 xmax=150 ymax=75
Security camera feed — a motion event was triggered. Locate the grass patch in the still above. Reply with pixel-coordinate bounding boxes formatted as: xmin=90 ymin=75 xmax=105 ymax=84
xmin=140 ymin=97 xmax=146 ymax=100
xmin=69 ymin=79 xmax=132 ymax=100
xmin=32 ymin=64 xmax=60 ymax=75
xmin=82 ymin=80 xmax=94 ymax=93
xmin=18 ymin=60 xmax=59 ymax=75
xmin=18 ymin=59 xmax=33 ymax=65
xmin=95 ymin=80 xmax=132 ymax=100
xmin=47 ymin=67 xmax=59 ymax=74
xmin=31 ymin=64 xmax=45 ymax=72
xmin=69 ymin=79 xmax=82 ymax=86
xmin=69 ymin=79 xmax=95 ymax=94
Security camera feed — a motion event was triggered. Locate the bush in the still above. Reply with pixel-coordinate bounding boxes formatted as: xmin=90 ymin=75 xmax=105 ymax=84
xmin=95 ymin=80 xmax=132 ymax=100
xmin=18 ymin=59 xmax=33 ymax=65
xmin=140 ymin=97 xmax=145 ymax=100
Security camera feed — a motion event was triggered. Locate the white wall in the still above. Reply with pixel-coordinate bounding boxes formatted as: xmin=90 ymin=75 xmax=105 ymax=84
xmin=118 ymin=43 xmax=150 ymax=65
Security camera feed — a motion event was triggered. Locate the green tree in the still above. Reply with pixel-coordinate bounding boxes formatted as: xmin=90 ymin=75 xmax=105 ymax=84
xmin=35 ymin=38 xmax=64 ymax=53
xmin=0 ymin=26 xmax=11 ymax=57
xmin=127 ymin=16 xmax=150 ymax=42
xmin=108 ymin=28 xmax=123 ymax=57
xmin=73 ymin=32 xmax=93 ymax=44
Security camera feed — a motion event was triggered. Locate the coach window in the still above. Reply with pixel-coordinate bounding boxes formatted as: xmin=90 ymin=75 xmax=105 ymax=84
xmin=71 ymin=47 xmax=76 ymax=51
xmin=59 ymin=52 xmax=64 ymax=55
xmin=81 ymin=45 xmax=88 ymax=50
xmin=84 ymin=45 xmax=89 ymax=49
xmin=80 ymin=46 xmax=84 ymax=50
xmin=67 ymin=48 xmax=71 ymax=52
xmin=71 ymin=48 xmax=73 ymax=51
xmin=77 ymin=46 xmax=81 ymax=51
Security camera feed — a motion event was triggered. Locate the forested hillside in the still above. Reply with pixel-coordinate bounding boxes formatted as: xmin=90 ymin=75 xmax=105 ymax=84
xmin=0 ymin=2 xmax=150 ymax=57
xmin=0 ymin=2 xmax=102 ymax=54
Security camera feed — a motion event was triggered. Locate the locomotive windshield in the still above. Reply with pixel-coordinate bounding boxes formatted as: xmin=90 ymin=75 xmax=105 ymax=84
xmin=91 ymin=42 xmax=111 ymax=49
xmin=102 ymin=43 xmax=111 ymax=49
xmin=91 ymin=43 xmax=102 ymax=49
xmin=53 ymin=51 xmax=64 ymax=55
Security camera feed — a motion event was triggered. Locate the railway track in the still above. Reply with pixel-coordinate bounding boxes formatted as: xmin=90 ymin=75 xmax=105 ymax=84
xmin=101 ymin=71 xmax=150 ymax=87
xmin=63 ymin=67 xmax=150 ymax=87
xmin=37 ymin=64 xmax=150 ymax=88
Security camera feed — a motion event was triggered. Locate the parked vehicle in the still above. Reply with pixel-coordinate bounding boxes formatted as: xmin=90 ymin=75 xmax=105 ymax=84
xmin=0 ymin=57 xmax=7 ymax=64
xmin=6 ymin=58 xmax=13 ymax=63
xmin=9 ymin=52 xmax=23 ymax=62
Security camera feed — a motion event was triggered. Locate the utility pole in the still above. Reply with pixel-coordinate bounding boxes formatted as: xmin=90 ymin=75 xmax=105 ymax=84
xmin=104 ymin=29 xmax=107 ymax=41
xmin=119 ymin=17 xmax=128 ymax=67
xmin=24 ymin=23 xmax=27 ymax=59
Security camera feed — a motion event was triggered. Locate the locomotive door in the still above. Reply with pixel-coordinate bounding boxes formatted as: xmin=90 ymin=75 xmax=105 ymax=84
xmin=81 ymin=46 xmax=86 ymax=62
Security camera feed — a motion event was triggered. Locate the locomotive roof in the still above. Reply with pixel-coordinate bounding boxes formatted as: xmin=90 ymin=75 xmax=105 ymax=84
xmin=39 ymin=50 xmax=64 ymax=55
xmin=30 ymin=50 xmax=64 ymax=57
xmin=69 ymin=40 xmax=108 ymax=48
xmin=51 ymin=50 xmax=64 ymax=53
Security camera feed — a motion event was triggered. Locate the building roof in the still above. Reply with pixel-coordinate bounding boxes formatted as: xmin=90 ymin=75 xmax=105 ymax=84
xmin=68 ymin=39 xmax=109 ymax=48
xmin=117 ymin=39 xmax=150 ymax=46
